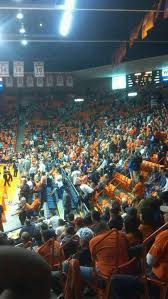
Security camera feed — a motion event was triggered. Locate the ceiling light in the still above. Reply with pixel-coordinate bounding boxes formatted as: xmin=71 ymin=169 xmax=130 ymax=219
xmin=21 ymin=39 xmax=28 ymax=46
xmin=128 ymin=92 xmax=138 ymax=97
xmin=60 ymin=12 xmax=72 ymax=36
xmin=74 ymin=98 xmax=84 ymax=102
xmin=65 ymin=0 xmax=76 ymax=12
xmin=19 ymin=26 xmax=25 ymax=34
xmin=17 ymin=12 xmax=23 ymax=20
xmin=40 ymin=23 xmax=43 ymax=27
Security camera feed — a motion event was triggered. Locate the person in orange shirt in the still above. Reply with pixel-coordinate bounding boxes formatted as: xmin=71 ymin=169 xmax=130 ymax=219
xmin=73 ymin=222 xmax=129 ymax=285
xmin=132 ymin=176 xmax=145 ymax=200
xmin=37 ymin=229 xmax=64 ymax=268
xmin=147 ymin=205 xmax=168 ymax=282
xmin=26 ymin=193 xmax=40 ymax=212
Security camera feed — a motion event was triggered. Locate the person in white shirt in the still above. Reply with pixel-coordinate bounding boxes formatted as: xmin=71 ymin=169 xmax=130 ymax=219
xmin=71 ymin=169 xmax=81 ymax=185
xmin=48 ymin=211 xmax=59 ymax=231
xmin=160 ymin=173 xmax=168 ymax=204
xmin=80 ymin=184 xmax=94 ymax=197
xmin=39 ymin=161 xmax=46 ymax=173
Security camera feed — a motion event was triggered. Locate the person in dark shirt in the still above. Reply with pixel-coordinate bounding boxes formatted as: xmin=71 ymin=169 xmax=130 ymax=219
xmin=61 ymin=225 xmax=78 ymax=259
xmin=62 ymin=186 xmax=72 ymax=221
xmin=19 ymin=219 xmax=38 ymax=238
xmin=13 ymin=161 xmax=18 ymax=177
xmin=3 ymin=166 xmax=10 ymax=187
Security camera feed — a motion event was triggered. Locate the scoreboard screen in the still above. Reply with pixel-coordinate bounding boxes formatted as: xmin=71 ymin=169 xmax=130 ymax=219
xmin=127 ymin=70 xmax=161 ymax=88
xmin=0 ymin=78 xmax=4 ymax=92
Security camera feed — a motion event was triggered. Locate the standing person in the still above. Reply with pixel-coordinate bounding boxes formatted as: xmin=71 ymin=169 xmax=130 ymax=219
xmin=7 ymin=165 xmax=13 ymax=183
xmin=132 ymin=152 xmax=142 ymax=182
xmin=13 ymin=161 xmax=18 ymax=177
xmin=62 ymin=186 xmax=72 ymax=221
xmin=0 ymin=205 xmax=4 ymax=232
xmin=3 ymin=166 xmax=10 ymax=187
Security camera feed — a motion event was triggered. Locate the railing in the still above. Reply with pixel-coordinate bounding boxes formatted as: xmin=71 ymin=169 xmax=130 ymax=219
xmin=61 ymin=168 xmax=89 ymax=214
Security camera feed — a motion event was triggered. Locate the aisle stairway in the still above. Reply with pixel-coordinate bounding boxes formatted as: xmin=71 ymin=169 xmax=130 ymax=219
xmin=16 ymin=114 xmax=25 ymax=152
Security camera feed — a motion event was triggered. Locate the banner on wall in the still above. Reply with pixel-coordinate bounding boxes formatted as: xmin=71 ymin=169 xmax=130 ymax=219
xmin=36 ymin=77 xmax=44 ymax=87
xmin=142 ymin=12 xmax=155 ymax=39
xmin=34 ymin=62 xmax=44 ymax=77
xmin=13 ymin=61 xmax=24 ymax=77
xmin=5 ymin=76 xmax=13 ymax=87
xmin=26 ymin=75 xmax=34 ymax=87
xmin=129 ymin=21 xmax=142 ymax=47
xmin=17 ymin=77 xmax=24 ymax=88
xmin=56 ymin=74 xmax=64 ymax=87
xmin=46 ymin=74 xmax=54 ymax=87
xmin=0 ymin=61 xmax=9 ymax=77
xmin=66 ymin=75 xmax=73 ymax=87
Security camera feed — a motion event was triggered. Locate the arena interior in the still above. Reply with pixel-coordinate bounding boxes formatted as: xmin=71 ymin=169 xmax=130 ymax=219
xmin=0 ymin=1 xmax=167 ymax=298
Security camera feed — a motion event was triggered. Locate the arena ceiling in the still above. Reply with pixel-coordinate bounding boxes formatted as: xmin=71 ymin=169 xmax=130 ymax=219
xmin=0 ymin=0 xmax=164 ymax=72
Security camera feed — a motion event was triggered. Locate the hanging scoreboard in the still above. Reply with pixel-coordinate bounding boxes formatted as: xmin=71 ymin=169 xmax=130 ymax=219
xmin=127 ymin=70 xmax=162 ymax=88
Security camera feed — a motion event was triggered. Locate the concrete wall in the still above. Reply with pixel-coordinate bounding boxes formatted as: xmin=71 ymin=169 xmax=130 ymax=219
xmin=74 ymin=77 xmax=112 ymax=96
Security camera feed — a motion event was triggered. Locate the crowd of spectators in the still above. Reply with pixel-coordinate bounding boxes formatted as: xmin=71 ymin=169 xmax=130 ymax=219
xmin=0 ymin=112 xmax=18 ymax=163
xmin=0 ymin=95 xmax=168 ymax=299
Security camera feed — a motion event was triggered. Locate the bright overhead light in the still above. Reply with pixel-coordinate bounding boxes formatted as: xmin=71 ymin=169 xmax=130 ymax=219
xmin=134 ymin=73 xmax=141 ymax=76
xmin=19 ymin=26 xmax=25 ymax=34
xmin=21 ymin=39 xmax=28 ymax=46
xmin=65 ymin=0 xmax=76 ymax=12
xmin=128 ymin=92 xmax=138 ymax=97
xmin=74 ymin=98 xmax=84 ymax=102
xmin=59 ymin=0 xmax=75 ymax=36
xmin=40 ymin=23 xmax=43 ymax=27
xmin=60 ymin=12 xmax=72 ymax=36
xmin=17 ymin=12 xmax=23 ymax=20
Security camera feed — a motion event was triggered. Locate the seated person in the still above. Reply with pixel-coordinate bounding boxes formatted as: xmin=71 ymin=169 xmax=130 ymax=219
xmin=146 ymin=205 xmax=168 ymax=282
xmin=124 ymin=215 xmax=143 ymax=246
xmin=76 ymin=221 xmax=129 ymax=283
xmin=37 ymin=230 xmax=64 ymax=267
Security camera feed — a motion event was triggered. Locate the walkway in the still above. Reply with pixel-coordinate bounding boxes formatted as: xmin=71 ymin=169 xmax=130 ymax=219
xmin=16 ymin=114 xmax=25 ymax=152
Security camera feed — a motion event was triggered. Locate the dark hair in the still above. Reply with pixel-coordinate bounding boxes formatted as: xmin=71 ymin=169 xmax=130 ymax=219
xmin=41 ymin=223 xmax=48 ymax=231
xmin=94 ymin=221 xmax=109 ymax=234
xmin=42 ymin=229 xmax=55 ymax=242
xmin=65 ymin=225 xmax=75 ymax=235
xmin=91 ymin=210 xmax=101 ymax=222
xmin=140 ymin=207 xmax=155 ymax=226
xmin=111 ymin=201 xmax=121 ymax=215
xmin=101 ymin=207 xmax=110 ymax=222
xmin=58 ymin=219 xmax=66 ymax=226
xmin=68 ymin=213 xmax=75 ymax=222
xmin=33 ymin=231 xmax=43 ymax=246
xmin=83 ymin=213 xmax=93 ymax=226
xmin=124 ymin=215 xmax=139 ymax=233
xmin=108 ymin=215 xmax=123 ymax=230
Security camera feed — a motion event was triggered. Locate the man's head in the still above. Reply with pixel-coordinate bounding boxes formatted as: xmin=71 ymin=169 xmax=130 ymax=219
xmin=111 ymin=201 xmax=121 ymax=216
xmin=68 ymin=213 xmax=74 ymax=223
xmin=20 ymin=197 xmax=26 ymax=206
xmin=21 ymin=232 xmax=31 ymax=244
xmin=94 ymin=221 xmax=109 ymax=235
xmin=91 ymin=210 xmax=100 ymax=223
xmin=65 ymin=225 xmax=75 ymax=236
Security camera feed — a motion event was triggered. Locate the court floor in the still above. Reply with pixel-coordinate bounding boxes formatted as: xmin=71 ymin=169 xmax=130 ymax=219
xmin=0 ymin=164 xmax=21 ymax=232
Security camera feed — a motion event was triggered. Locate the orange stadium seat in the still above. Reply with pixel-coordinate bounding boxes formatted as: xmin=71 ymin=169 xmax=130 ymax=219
xmin=113 ymin=172 xmax=132 ymax=192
